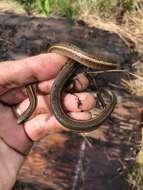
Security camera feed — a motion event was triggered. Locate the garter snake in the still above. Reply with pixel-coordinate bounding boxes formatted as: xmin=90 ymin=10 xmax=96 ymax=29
xmin=17 ymin=43 xmax=118 ymax=132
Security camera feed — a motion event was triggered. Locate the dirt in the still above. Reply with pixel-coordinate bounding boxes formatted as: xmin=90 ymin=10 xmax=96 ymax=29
xmin=0 ymin=12 xmax=142 ymax=190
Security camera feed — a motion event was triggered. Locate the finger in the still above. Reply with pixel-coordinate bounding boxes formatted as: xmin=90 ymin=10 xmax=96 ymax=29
xmin=0 ymin=73 xmax=89 ymax=104
xmin=69 ymin=111 xmax=91 ymax=120
xmin=24 ymin=114 xmax=63 ymax=141
xmin=15 ymin=92 xmax=96 ymax=120
xmin=63 ymin=92 xmax=96 ymax=112
xmin=37 ymin=79 xmax=54 ymax=94
xmin=38 ymin=73 xmax=89 ymax=94
xmin=66 ymin=73 xmax=89 ymax=92
xmin=24 ymin=111 xmax=92 ymax=141
xmin=0 ymin=53 xmax=67 ymax=95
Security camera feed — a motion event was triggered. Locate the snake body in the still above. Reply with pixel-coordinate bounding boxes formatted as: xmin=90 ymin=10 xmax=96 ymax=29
xmin=17 ymin=43 xmax=117 ymax=132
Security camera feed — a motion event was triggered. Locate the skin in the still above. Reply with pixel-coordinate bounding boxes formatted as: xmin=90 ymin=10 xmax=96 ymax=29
xmin=0 ymin=53 xmax=96 ymax=190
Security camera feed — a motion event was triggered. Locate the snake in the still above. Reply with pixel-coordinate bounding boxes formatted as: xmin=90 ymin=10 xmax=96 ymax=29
xmin=16 ymin=43 xmax=118 ymax=132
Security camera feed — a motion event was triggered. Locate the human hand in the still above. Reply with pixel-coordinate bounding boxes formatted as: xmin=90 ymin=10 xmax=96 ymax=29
xmin=0 ymin=53 xmax=96 ymax=190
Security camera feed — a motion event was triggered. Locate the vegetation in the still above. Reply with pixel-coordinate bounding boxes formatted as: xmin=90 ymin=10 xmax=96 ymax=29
xmin=12 ymin=0 xmax=76 ymax=18
xmin=127 ymin=164 xmax=143 ymax=190
xmin=12 ymin=0 xmax=139 ymax=18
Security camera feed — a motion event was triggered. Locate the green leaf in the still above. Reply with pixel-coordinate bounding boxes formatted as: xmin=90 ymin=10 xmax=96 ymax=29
xmin=43 ymin=0 xmax=50 ymax=15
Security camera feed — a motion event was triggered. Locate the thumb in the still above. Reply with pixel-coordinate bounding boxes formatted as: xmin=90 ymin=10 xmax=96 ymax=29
xmin=0 ymin=53 xmax=67 ymax=95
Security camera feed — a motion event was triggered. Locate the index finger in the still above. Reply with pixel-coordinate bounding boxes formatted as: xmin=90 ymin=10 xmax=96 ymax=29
xmin=0 ymin=53 xmax=67 ymax=95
